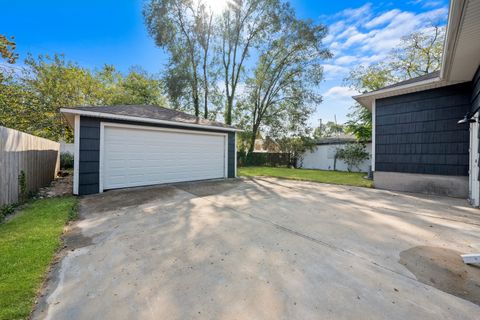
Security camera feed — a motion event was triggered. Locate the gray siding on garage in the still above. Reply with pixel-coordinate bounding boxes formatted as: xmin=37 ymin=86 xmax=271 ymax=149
xmin=78 ymin=117 xmax=101 ymax=195
xmin=77 ymin=116 xmax=236 ymax=195
xmin=375 ymin=82 xmax=471 ymax=176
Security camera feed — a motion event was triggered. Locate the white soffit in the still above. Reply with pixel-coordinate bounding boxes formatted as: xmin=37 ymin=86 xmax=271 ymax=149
xmin=445 ymin=0 xmax=480 ymax=81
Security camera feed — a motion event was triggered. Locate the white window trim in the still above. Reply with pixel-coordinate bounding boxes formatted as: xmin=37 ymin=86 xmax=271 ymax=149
xmin=99 ymin=122 xmax=229 ymax=193
xmin=73 ymin=115 xmax=80 ymax=195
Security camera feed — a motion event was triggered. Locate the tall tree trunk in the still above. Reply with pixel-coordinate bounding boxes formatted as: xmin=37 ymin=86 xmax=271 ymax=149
xmin=248 ymin=123 xmax=259 ymax=154
xmin=192 ymin=88 xmax=199 ymax=117
xmin=225 ymin=97 xmax=233 ymax=125
xmin=202 ymin=14 xmax=213 ymax=119
xmin=203 ymin=67 xmax=208 ymax=119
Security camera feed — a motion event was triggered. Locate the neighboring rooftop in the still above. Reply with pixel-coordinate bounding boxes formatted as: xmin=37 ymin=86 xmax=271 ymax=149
xmin=61 ymin=105 xmax=238 ymax=131
xmin=315 ymin=134 xmax=367 ymax=145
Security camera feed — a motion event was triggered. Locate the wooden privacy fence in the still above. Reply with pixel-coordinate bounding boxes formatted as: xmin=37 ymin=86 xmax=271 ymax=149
xmin=0 ymin=126 xmax=60 ymax=206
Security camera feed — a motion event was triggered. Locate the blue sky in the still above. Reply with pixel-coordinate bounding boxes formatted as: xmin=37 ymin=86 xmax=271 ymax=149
xmin=1 ymin=0 xmax=449 ymax=125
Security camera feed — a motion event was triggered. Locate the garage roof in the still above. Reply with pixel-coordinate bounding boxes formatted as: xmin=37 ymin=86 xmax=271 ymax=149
xmin=61 ymin=105 xmax=241 ymax=132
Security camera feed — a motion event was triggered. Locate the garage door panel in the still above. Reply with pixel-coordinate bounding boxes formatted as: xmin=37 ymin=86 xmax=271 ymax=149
xmin=103 ymin=126 xmax=226 ymax=190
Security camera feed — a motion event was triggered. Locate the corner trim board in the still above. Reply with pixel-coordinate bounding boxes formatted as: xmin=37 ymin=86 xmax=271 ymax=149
xmin=234 ymin=133 xmax=237 ymax=177
xmin=73 ymin=115 xmax=80 ymax=195
xmin=372 ymin=99 xmax=376 ymax=172
xmin=99 ymin=123 xmax=105 ymax=193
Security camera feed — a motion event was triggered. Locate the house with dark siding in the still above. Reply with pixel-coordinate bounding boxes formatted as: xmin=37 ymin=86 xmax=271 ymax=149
xmin=354 ymin=0 xmax=480 ymax=205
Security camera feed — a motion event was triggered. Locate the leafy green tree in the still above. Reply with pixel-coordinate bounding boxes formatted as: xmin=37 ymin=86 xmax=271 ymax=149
xmin=344 ymin=26 xmax=445 ymax=141
xmin=335 ymin=143 xmax=369 ymax=172
xmin=0 ymin=35 xmax=18 ymax=64
xmin=96 ymin=65 xmax=168 ymax=106
xmin=345 ymin=105 xmax=372 ymax=143
xmin=276 ymin=135 xmax=316 ymax=168
xmin=0 ymin=54 xmax=103 ymax=141
xmin=313 ymin=121 xmax=344 ymax=139
xmin=241 ymin=14 xmax=330 ymax=153
xmin=219 ymin=0 xmax=283 ymax=125
xmin=144 ymin=0 xmax=216 ymax=118
xmin=390 ymin=26 xmax=444 ymax=79
xmin=0 ymin=55 xmax=168 ymax=142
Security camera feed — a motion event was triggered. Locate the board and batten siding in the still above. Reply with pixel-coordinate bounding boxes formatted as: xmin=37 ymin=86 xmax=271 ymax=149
xmin=0 ymin=126 xmax=60 ymax=206
xmin=375 ymin=82 xmax=471 ymax=176
xmin=77 ymin=116 xmax=236 ymax=195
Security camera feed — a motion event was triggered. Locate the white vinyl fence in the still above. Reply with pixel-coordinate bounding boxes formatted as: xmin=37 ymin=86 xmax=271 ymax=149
xmin=0 ymin=126 xmax=60 ymax=206
xmin=302 ymin=142 xmax=372 ymax=172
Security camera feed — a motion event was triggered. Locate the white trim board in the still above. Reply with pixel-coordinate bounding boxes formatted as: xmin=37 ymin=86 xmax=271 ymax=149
xmin=99 ymin=122 xmax=229 ymax=193
xmin=61 ymin=108 xmax=242 ymax=132
xmin=371 ymin=99 xmax=376 ymax=172
xmin=73 ymin=115 xmax=80 ymax=195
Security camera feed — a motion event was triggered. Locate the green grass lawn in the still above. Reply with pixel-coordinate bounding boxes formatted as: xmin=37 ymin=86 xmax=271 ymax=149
xmin=238 ymin=166 xmax=373 ymax=188
xmin=0 ymin=196 xmax=77 ymax=320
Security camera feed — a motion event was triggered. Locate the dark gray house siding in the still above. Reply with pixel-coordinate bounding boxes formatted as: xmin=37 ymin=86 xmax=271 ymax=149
xmin=77 ymin=116 xmax=236 ymax=195
xmin=375 ymin=82 xmax=471 ymax=176
xmin=473 ymin=66 xmax=480 ymax=113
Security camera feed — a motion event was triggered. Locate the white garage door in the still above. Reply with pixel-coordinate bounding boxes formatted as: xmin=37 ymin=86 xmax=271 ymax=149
xmin=102 ymin=125 xmax=226 ymax=190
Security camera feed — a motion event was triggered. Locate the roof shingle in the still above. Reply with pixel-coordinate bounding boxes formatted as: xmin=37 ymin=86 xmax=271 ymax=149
xmin=63 ymin=105 xmax=237 ymax=130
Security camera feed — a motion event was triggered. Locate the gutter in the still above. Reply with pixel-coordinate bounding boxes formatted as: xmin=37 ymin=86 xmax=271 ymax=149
xmin=352 ymin=76 xmax=442 ymax=100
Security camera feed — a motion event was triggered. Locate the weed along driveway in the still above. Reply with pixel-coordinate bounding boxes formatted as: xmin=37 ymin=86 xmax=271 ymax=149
xmin=33 ymin=178 xmax=480 ymax=319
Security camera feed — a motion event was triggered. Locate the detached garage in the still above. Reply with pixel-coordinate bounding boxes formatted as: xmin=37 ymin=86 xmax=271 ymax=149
xmin=61 ymin=105 xmax=239 ymax=195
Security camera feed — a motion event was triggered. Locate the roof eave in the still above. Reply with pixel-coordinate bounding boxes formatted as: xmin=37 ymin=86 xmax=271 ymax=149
xmin=352 ymin=76 xmax=444 ymax=110
xmin=440 ymin=0 xmax=467 ymax=80
xmin=60 ymin=108 xmax=243 ymax=132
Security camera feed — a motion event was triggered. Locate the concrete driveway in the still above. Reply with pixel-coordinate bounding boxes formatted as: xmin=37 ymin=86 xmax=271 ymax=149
xmin=34 ymin=178 xmax=480 ymax=319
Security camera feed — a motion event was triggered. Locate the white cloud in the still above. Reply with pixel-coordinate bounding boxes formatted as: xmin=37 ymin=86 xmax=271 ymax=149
xmin=364 ymin=9 xmax=401 ymax=29
xmin=324 ymin=86 xmax=360 ymax=98
xmin=335 ymin=55 xmax=357 ymax=65
xmin=322 ymin=64 xmax=349 ymax=74
xmin=341 ymin=3 xmax=373 ymax=22
xmin=312 ymin=2 xmax=448 ymax=125
xmin=324 ymin=4 xmax=448 ymax=58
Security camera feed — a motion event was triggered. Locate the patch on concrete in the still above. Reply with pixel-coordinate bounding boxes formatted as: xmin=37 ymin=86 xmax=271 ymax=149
xmin=63 ymin=226 xmax=93 ymax=250
xmin=80 ymin=185 xmax=181 ymax=213
xmin=176 ymin=179 xmax=240 ymax=197
xmin=400 ymin=246 xmax=480 ymax=306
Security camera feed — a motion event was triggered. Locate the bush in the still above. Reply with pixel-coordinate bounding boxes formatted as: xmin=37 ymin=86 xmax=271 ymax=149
xmin=0 ymin=204 xmax=16 ymax=222
xmin=60 ymin=152 xmax=74 ymax=169
xmin=336 ymin=143 xmax=369 ymax=172
xmin=237 ymin=152 xmax=292 ymax=167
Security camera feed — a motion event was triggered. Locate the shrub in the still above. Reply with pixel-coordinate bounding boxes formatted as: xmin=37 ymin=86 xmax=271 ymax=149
xmin=60 ymin=152 xmax=74 ymax=169
xmin=0 ymin=204 xmax=16 ymax=222
xmin=336 ymin=143 xmax=369 ymax=172
xmin=18 ymin=170 xmax=28 ymax=203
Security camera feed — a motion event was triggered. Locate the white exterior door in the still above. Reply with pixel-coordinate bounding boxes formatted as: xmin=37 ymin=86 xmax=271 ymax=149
xmin=101 ymin=124 xmax=226 ymax=191
xmin=469 ymin=113 xmax=479 ymax=206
